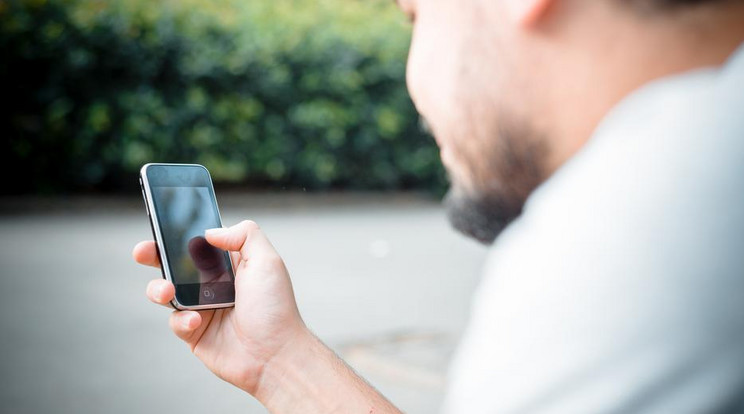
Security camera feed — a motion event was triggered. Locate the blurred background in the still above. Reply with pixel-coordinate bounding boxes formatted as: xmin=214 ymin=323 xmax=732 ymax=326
xmin=0 ymin=0 xmax=487 ymax=412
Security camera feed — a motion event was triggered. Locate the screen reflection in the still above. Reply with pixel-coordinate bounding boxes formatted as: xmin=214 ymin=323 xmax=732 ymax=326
xmin=188 ymin=236 xmax=231 ymax=283
xmin=151 ymin=186 xmax=233 ymax=290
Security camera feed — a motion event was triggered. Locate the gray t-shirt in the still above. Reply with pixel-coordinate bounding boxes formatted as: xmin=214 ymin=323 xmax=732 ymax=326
xmin=443 ymin=44 xmax=744 ymax=413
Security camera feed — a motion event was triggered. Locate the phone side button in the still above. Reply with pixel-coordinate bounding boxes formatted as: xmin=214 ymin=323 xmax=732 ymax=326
xmin=142 ymin=197 xmax=150 ymax=216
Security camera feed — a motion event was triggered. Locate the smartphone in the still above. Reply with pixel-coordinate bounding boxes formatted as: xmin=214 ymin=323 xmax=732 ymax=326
xmin=139 ymin=163 xmax=236 ymax=310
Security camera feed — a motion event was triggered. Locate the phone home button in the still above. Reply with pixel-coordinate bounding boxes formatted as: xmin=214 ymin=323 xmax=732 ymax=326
xmin=202 ymin=287 xmax=215 ymax=301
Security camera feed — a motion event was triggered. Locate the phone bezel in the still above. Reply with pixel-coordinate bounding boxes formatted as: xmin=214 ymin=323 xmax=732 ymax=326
xmin=139 ymin=163 xmax=236 ymax=310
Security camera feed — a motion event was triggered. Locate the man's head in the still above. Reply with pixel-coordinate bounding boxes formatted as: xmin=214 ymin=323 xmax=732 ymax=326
xmin=396 ymin=0 xmax=744 ymax=244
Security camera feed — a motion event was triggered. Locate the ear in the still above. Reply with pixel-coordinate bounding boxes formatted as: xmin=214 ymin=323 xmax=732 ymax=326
xmin=503 ymin=0 xmax=553 ymax=27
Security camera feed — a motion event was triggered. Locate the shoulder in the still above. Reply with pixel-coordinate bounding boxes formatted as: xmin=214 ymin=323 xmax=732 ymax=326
xmin=443 ymin=49 xmax=744 ymax=413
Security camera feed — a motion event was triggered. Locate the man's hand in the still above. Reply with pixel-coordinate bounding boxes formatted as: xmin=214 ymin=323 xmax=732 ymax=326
xmin=133 ymin=220 xmax=305 ymax=394
xmin=133 ymin=220 xmax=400 ymax=413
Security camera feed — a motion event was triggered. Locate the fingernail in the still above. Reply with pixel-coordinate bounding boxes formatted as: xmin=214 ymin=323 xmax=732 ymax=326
xmin=205 ymin=228 xmax=227 ymax=236
xmin=181 ymin=315 xmax=194 ymax=330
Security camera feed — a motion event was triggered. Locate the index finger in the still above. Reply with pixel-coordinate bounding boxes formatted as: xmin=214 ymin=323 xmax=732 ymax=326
xmin=132 ymin=240 xmax=161 ymax=268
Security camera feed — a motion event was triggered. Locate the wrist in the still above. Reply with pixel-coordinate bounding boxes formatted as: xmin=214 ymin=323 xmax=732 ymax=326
xmin=251 ymin=324 xmax=318 ymax=404
xmin=249 ymin=326 xmax=400 ymax=414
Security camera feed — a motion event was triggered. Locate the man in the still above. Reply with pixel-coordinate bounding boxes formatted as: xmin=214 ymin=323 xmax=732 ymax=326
xmin=133 ymin=0 xmax=744 ymax=412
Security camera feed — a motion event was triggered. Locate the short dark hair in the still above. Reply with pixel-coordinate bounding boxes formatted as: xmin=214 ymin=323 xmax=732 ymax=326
xmin=627 ymin=0 xmax=736 ymax=10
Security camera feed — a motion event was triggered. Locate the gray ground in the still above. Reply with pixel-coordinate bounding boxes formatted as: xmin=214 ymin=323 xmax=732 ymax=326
xmin=0 ymin=193 xmax=487 ymax=414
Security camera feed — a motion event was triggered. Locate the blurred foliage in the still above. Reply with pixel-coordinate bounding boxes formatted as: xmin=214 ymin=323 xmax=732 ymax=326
xmin=0 ymin=0 xmax=445 ymax=194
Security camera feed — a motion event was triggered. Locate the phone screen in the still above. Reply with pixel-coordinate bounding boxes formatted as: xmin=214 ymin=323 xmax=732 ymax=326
xmin=144 ymin=165 xmax=235 ymax=307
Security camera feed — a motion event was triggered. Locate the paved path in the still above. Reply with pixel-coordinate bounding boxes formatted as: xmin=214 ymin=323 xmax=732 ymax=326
xmin=0 ymin=193 xmax=487 ymax=413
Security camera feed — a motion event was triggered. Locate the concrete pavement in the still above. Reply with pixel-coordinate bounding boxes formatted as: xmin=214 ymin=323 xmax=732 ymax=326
xmin=0 ymin=193 xmax=487 ymax=413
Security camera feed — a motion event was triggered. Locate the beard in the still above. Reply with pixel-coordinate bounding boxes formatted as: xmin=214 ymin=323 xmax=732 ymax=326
xmin=429 ymin=8 xmax=551 ymax=245
xmin=443 ymin=186 xmax=520 ymax=245
xmin=442 ymin=118 xmax=548 ymax=245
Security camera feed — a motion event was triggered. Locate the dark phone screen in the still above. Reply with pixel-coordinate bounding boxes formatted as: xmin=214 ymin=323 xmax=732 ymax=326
xmin=145 ymin=165 xmax=235 ymax=307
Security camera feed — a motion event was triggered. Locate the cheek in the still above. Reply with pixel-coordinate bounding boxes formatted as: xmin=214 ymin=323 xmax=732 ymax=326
xmin=405 ymin=19 xmax=460 ymax=133
xmin=405 ymin=29 xmax=431 ymax=118
xmin=404 ymin=8 xmax=490 ymax=194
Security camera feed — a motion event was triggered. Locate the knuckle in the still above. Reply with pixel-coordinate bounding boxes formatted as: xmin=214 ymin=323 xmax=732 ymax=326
xmin=239 ymin=220 xmax=259 ymax=231
xmin=262 ymin=253 xmax=286 ymax=272
xmin=168 ymin=313 xmax=179 ymax=331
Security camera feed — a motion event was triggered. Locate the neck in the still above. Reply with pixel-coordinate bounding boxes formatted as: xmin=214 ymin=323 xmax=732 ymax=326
xmin=544 ymin=1 xmax=744 ymax=174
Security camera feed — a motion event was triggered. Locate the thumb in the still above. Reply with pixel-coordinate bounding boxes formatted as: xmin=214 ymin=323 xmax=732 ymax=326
xmin=205 ymin=220 xmax=259 ymax=252
xmin=204 ymin=226 xmax=236 ymax=250
xmin=205 ymin=220 xmax=292 ymax=302
xmin=205 ymin=220 xmax=278 ymax=263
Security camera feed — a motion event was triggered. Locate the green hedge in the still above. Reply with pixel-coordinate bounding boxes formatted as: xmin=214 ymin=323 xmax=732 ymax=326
xmin=0 ymin=0 xmax=445 ymax=194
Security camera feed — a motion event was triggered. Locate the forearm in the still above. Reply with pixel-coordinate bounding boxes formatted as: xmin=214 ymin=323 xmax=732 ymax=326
xmin=254 ymin=328 xmax=401 ymax=414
